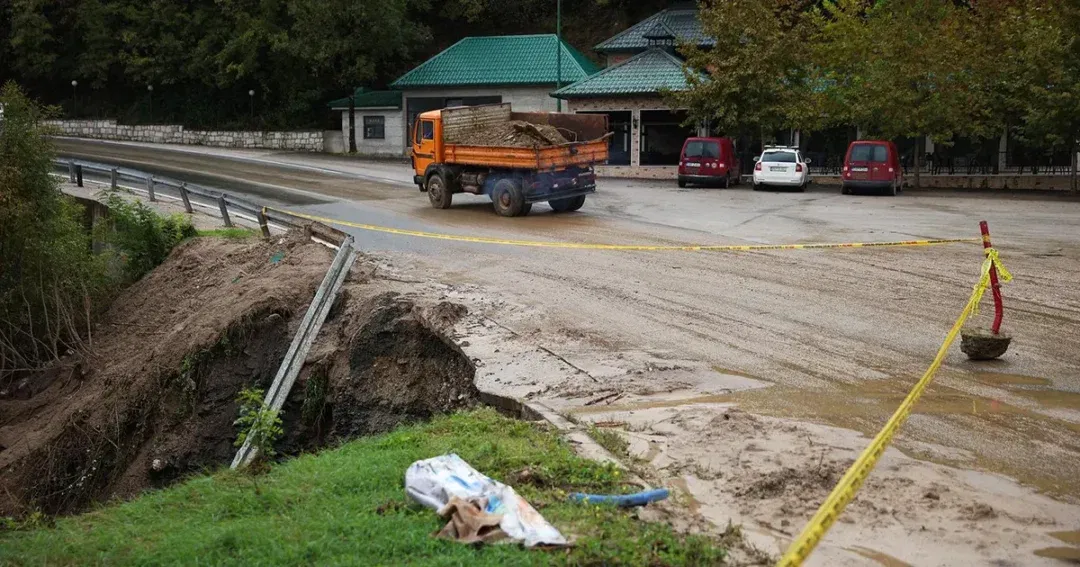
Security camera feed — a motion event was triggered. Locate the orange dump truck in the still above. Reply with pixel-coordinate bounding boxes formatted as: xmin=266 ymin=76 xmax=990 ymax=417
xmin=411 ymin=103 xmax=609 ymax=217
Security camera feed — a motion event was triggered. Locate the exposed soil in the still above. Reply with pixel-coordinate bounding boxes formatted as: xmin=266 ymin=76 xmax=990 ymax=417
xmin=0 ymin=232 xmax=478 ymax=516
xmin=446 ymin=120 xmax=570 ymax=147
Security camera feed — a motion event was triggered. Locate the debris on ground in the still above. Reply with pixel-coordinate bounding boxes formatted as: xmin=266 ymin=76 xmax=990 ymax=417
xmin=445 ymin=120 xmax=570 ymax=147
xmin=0 ymin=231 xmax=478 ymax=516
xmin=405 ymin=453 xmax=567 ymax=547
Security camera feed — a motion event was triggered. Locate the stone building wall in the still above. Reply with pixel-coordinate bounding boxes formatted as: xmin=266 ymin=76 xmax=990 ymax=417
xmin=44 ymin=119 xmax=324 ymax=152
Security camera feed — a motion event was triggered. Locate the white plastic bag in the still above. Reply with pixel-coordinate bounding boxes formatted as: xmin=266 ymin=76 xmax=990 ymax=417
xmin=405 ymin=453 xmax=567 ymax=547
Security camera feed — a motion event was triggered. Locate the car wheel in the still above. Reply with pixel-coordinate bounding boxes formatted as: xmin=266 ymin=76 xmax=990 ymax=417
xmin=426 ymin=173 xmax=453 ymax=209
xmin=549 ymin=195 xmax=586 ymax=212
xmin=720 ymin=175 xmax=729 ymax=189
xmin=798 ymin=182 xmax=807 ymax=192
xmin=677 ymin=177 xmax=687 ymax=188
xmin=841 ymin=184 xmax=851 ymax=195
xmin=752 ymin=183 xmax=761 ymax=191
xmin=888 ymin=180 xmax=898 ymax=196
xmin=491 ymin=178 xmax=526 ymax=216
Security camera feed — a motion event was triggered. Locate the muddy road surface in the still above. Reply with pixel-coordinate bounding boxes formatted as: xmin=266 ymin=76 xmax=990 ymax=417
xmin=58 ymin=138 xmax=1080 ymax=565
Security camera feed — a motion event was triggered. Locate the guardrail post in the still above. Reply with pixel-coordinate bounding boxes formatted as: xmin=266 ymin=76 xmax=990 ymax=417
xmin=258 ymin=207 xmax=271 ymax=238
xmin=68 ymin=160 xmax=76 ymax=183
xmin=218 ymin=195 xmax=232 ymax=227
xmin=178 ymin=182 xmax=193 ymax=213
xmin=146 ymin=175 xmax=156 ymax=202
xmin=110 ymin=168 xmax=118 ymax=190
xmin=75 ymin=164 xmax=83 ymax=187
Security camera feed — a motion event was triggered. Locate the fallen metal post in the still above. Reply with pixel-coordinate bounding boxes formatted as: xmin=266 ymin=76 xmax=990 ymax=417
xmin=178 ymin=182 xmax=193 ymax=213
xmin=217 ymin=195 xmax=232 ymax=227
xmin=110 ymin=167 xmax=118 ymax=190
xmin=231 ymin=236 xmax=356 ymax=469
xmin=146 ymin=175 xmax=156 ymax=201
xmin=258 ymin=207 xmax=271 ymax=238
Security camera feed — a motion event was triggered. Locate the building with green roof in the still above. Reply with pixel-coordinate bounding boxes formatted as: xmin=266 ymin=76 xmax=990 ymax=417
xmin=552 ymin=5 xmax=713 ymax=178
xmin=328 ymin=88 xmax=403 ymax=156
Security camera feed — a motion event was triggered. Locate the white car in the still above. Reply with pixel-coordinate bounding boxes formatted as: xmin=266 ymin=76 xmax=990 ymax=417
xmin=752 ymin=147 xmax=810 ymax=191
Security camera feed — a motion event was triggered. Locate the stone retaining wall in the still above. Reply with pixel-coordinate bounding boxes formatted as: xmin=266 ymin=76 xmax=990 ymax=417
xmin=44 ymin=119 xmax=324 ymax=152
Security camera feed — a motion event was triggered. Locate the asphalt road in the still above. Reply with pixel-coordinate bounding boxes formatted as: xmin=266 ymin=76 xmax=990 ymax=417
xmin=57 ymin=137 xmax=1080 ymax=504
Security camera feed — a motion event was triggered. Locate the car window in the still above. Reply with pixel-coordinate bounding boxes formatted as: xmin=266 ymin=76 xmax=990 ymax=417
xmin=421 ymin=120 xmax=434 ymax=141
xmin=684 ymin=141 xmax=720 ymax=159
xmin=849 ymin=144 xmax=888 ymax=163
xmin=762 ymin=151 xmax=796 ymax=163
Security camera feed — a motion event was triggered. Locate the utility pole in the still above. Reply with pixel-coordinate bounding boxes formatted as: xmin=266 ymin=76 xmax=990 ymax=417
xmin=556 ymin=0 xmax=562 ymax=112
xmin=348 ymin=89 xmax=357 ymax=153
xmin=71 ymin=80 xmax=78 ymax=117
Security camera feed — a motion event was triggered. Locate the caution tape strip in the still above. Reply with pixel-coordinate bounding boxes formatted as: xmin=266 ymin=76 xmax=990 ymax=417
xmin=267 ymin=207 xmax=979 ymax=252
xmin=776 ymin=248 xmax=1011 ymax=566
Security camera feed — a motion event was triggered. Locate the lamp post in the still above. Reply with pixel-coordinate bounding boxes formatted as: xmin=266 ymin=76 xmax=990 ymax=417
xmin=556 ymin=0 xmax=562 ymax=112
xmin=249 ymin=89 xmax=255 ymax=121
xmin=71 ymin=80 xmax=78 ymax=117
xmin=147 ymin=84 xmax=154 ymax=123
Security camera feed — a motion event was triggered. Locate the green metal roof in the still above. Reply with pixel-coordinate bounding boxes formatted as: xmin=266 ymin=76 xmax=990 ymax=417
xmin=595 ymin=9 xmax=714 ymax=53
xmin=327 ymin=88 xmax=402 ymax=109
xmin=391 ymin=35 xmax=600 ymax=89
xmin=553 ymin=48 xmax=691 ymax=98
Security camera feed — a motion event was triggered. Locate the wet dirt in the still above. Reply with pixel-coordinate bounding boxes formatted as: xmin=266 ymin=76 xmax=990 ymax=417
xmin=847 ymin=546 xmax=913 ymax=567
xmin=444 ymin=120 xmax=569 ymax=147
xmin=0 ymin=233 xmax=478 ymax=516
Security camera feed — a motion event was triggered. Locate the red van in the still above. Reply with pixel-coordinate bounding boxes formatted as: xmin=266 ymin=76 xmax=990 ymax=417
xmin=678 ymin=137 xmax=740 ymax=188
xmin=841 ymin=140 xmax=903 ymax=195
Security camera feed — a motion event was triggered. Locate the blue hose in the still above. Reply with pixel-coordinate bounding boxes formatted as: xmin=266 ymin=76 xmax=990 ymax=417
xmin=569 ymin=488 xmax=670 ymax=507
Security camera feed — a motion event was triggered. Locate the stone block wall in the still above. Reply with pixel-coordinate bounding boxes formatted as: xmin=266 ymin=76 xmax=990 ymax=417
xmin=43 ymin=119 xmax=324 ymax=152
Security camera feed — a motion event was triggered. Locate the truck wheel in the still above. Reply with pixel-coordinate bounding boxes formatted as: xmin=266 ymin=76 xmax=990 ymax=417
xmin=549 ymin=195 xmax=586 ymax=212
xmin=427 ymin=173 xmax=453 ymax=209
xmin=491 ymin=178 xmax=525 ymax=217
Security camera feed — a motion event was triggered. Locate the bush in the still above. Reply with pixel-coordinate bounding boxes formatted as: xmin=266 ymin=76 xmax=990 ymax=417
xmin=99 ymin=193 xmax=196 ymax=283
xmin=0 ymin=82 xmax=107 ymax=373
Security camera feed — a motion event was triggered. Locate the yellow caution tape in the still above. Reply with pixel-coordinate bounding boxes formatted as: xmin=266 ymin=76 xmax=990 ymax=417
xmin=970 ymin=248 xmax=1012 ymax=316
xmin=268 ymin=207 xmax=978 ymax=252
xmin=776 ymin=252 xmax=1011 ymax=566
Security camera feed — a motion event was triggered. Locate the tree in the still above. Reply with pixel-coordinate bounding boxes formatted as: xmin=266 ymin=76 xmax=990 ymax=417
xmin=672 ymin=0 xmax=823 ymax=138
xmin=812 ymin=0 xmax=989 ymax=187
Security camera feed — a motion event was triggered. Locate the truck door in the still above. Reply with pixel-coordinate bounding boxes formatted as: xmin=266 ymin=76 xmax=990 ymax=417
xmin=412 ymin=118 xmax=436 ymax=181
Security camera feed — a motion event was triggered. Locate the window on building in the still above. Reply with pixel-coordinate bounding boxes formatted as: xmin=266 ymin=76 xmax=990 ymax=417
xmin=363 ymin=115 xmax=385 ymax=139
xmin=577 ymin=111 xmax=631 ymax=165
xmin=639 ymin=110 xmax=695 ymax=166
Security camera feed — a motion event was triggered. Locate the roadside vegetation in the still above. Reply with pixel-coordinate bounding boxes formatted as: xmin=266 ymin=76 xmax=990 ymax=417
xmin=0 ymin=82 xmax=193 ymax=375
xmin=0 ymin=409 xmax=725 ymax=566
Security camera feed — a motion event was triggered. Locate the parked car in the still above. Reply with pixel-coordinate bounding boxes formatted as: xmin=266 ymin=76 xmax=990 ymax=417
xmin=841 ymin=140 xmax=903 ymax=195
xmin=752 ymin=146 xmax=810 ymax=191
xmin=678 ymin=137 xmax=739 ymax=188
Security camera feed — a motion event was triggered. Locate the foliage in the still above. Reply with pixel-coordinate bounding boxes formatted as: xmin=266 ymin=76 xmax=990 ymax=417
xmin=0 ymin=409 xmax=726 ymax=565
xmin=672 ymin=0 xmax=821 ymax=136
xmin=0 ymin=82 xmax=106 ymax=373
xmin=98 ymin=192 xmax=195 ymax=283
xmin=0 ymin=0 xmax=670 ymax=129
xmin=680 ymin=0 xmax=1079 ymax=175
xmin=233 ymin=387 xmax=284 ymax=463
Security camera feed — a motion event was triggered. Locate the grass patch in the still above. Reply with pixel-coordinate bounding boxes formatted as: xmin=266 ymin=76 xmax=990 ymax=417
xmin=588 ymin=424 xmax=631 ymax=459
xmin=0 ymin=409 xmax=724 ymax=566
xmin=196 ymin=227 xmax=259 ymax=239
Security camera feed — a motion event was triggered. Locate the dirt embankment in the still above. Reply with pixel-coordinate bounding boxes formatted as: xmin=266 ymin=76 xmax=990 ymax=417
xmin=0 ymin=232 xmax=478 ymax=516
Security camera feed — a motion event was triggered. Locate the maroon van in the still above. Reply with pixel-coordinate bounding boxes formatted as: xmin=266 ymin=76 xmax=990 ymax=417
xmin=841 ymin=140 xmax=903 ymax=195
xmin=678 ymin=137 xmax=740 ymax=188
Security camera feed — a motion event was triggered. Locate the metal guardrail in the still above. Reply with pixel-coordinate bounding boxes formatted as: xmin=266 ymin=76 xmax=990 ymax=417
xmin=53 ymin=158 xmax=348 ymax=243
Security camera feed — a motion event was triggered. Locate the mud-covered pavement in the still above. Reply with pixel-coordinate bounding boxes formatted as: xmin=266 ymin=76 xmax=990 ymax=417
xmin=57 ymin=139 xmax=1080 ymax=565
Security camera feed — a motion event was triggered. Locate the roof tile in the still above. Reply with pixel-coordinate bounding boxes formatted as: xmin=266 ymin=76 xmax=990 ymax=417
xmin=595 ymin=9 xmax=714 ymax=52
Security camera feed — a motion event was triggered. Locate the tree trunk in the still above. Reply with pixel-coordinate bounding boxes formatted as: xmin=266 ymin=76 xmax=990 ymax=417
xmin=914 ymin=136 xmax=923 ymax=189
xmin=1072 ymin=140 xmax=1078 ymax=193
xmin=348 ymin=95 xmax=357 ymax=154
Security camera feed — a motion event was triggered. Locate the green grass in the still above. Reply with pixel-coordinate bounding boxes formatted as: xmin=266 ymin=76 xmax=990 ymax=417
xmin=196 ymin=227 xmax=259 ymax=239
xmin=0 ymin=409 xmax=724 ymax=566
xmin=587 ymin=425 xmax=631 ymax=460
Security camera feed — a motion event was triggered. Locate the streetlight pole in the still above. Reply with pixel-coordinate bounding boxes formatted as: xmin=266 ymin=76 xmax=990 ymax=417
xmin=249 ymin=89 xmax=255 ymax=123
xmin=556 ymin=0 xmax=562 ymax=112
xmin=71 ymin=80 xmax=78 ymax=118
xmin=147 ymin=84 xmax=154 ymax=123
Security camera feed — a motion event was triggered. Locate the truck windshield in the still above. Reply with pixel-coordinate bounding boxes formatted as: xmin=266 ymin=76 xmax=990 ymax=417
xmin=684 ymin=141 xmax=719 ymax=158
